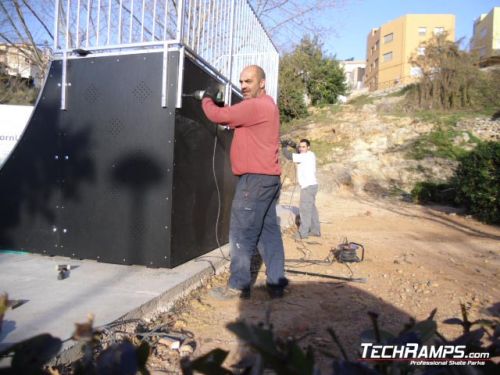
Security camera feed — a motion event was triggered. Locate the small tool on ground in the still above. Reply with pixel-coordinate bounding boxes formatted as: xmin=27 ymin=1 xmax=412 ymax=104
xmin=56 ymin=264 xmax=72 ymax=280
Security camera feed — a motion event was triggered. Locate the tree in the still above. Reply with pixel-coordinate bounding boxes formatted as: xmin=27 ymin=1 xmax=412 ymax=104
xmin=0 ymin=1 xmax=53 ymax=103
xmin=307 ymin=54 xmax=346 ymax=105
xmin=251 ymin=0 xmax=345 ymax=52
xmin=278 ymin=54 xmax=308 ymax=122
xmin=408 ymin=33 xmax=479 ymax=110
xmin=278 ymin=35 xmax=347 ymax=121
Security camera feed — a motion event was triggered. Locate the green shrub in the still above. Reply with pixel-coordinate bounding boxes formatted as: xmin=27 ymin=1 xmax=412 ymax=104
xmin=407 ymin=125 xmax=480 ymax=161
xmin=0 ymin=74 xmax=39 ymax=105
xmin=454 ymin=141 xmax=500 ymax=224
xmin=411 ymin=181 xmax=456 ymax=205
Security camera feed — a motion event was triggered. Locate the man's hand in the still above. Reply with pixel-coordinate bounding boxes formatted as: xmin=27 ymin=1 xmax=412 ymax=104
xmin=280 ymin=139 xmax=297 ymax=148
xmin=194 ymin=84 xmax=224 ymax=105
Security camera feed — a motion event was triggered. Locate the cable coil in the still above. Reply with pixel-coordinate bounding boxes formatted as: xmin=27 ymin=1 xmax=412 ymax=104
xmin=333 ymin=241 xmax=365 ymax=263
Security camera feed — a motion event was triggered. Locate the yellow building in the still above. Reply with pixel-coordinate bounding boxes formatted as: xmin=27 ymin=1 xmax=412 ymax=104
xmin=470 ymin=7 xmax=500 ymax=66
xmin=365 ymin=14 xmax=455 ymax=91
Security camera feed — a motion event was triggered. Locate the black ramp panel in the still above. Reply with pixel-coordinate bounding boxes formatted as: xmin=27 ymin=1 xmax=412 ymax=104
xmin=0 ymin=51 xmax=237 ymax=268
xmin=59 ymin=52 xmax=177 ymax=266
xmin=171 ymin=57 xmax=238 ymax=267
xmin=0 ymin=62 xmax=63 ymax=253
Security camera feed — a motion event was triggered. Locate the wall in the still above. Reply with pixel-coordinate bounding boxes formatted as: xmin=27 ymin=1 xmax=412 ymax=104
xmin=471 ymin=7 xmax=500 ymax=65
xmin=365 ymin=29 xmax=381 ymax=91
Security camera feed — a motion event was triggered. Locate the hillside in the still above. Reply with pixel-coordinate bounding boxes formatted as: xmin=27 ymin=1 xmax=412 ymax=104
xmin=281 ymin=94 xmax=500 ymax=197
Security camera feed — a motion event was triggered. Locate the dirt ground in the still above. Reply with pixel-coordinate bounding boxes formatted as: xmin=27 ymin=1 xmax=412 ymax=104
xmin=146 ymin=189 xmax=500 ymax=373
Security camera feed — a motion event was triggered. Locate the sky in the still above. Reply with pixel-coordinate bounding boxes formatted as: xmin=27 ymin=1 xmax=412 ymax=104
xmin=321 ymin=0 xmax=499 ymax=60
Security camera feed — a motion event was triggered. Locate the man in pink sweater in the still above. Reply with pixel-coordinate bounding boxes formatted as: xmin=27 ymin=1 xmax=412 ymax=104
xmin=201 ymin=65 xmax=288 ymax=300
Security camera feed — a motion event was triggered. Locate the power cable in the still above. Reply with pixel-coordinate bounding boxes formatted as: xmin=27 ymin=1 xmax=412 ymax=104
xmin=285 ymin=269 xmax=367 ymax=283
xmin=212 ymin=125 xmax=230 ymax=261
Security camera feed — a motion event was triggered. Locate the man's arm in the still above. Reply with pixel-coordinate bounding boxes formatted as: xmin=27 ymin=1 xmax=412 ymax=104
xmin=282 ymin=146 xmax=293 ymax=160
xmin=280 ymin=140 xmax=296 ymax=160
xmin=202 ymin=97 xmax=263 ymax=128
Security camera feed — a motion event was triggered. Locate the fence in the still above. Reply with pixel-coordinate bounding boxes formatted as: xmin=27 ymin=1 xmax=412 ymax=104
xmin=53 ymin=0 xmax=279 ymax=107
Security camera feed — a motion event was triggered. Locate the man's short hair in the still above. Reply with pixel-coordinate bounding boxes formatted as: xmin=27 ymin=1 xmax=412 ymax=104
xmin=246 ymin=65 xmax=266 ymax=80
xmin=300 ymin=139 xmax=310 ymax=147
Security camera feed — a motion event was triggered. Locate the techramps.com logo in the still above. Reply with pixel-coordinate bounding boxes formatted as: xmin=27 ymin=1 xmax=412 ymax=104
xmin=360 ymin=343 xmax=490 ymax=366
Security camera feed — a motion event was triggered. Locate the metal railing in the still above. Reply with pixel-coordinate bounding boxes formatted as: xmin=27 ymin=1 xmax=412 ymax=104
xmin=53 ymin=0 xmax=279 ymax=106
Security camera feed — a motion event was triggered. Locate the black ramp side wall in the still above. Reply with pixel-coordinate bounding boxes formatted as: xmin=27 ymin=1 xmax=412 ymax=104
xmin=171 ymin=57 xmax=238 ymax=267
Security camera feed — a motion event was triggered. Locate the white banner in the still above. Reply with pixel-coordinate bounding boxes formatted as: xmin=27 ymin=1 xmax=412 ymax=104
xmin=0 ymin=104 xmax=33 ymax=168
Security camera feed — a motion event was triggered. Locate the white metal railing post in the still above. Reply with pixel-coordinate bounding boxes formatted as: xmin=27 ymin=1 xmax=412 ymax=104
xmin=152 ymin=0 xmax=157 ymax=41
xmin=176 ymin=0 xmax=185 ymax=43
xmin=162 ymin=0 xmax=168 ymax=41
xmin=175 ymin=46 xmax=185 ymax=108
xmin=75 ymin=0 xmax=80 ymax=47
xmin=85 ymin=0 xmax=91 ymax=47
xmin=107 ymin=0 xmax=111 ymax=44
xmin=207 ymin=0 xmax=212 ymax=63
xmin=96 ymin=0 xmax=102 ymax=45
xmin=175 ymin=0 xmax=185 ymax=108
xmin=226 ymin=0 xmax=235 ymax=105
xmin=54 ymin=0 xmax=60 ymax=50
xmin=118 ymin=0 xmax=123 ymax=43
xmin=61 ymin=0 xmax=71 ymax=110
xmin=186 ymin=0 xmax=192 ymax=45
xmin=140 ymin=0 xmax=145 ymax=41
xmin=128 ymin=0 xmax=134 ymax=43
xmin=195 ymin=0 xmax=202 ymax=53
xmin=161 ymin=41 xmax=169 ymax=107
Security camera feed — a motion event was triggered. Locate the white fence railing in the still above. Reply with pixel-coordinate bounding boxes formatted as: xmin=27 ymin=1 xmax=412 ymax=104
xmin=53 ymin=0 xmax=279 ymax=103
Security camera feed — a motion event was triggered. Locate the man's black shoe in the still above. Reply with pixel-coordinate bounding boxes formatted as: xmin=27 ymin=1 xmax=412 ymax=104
xmin=266 ymin=277 xmax=289 ymax=299
xmin=209 ymin=286 xmax=251 ymax=300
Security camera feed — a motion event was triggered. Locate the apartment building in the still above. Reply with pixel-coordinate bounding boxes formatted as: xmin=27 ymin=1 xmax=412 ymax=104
xmin=339 ymin=60 xmax=366 ymax=91
xmin=0 ymin=44 xmax=48 ymax=87
xmin=365 ymin=14 xmax=455 ymax=91
xmin=470 ymin=7 xmax=500 ymax=66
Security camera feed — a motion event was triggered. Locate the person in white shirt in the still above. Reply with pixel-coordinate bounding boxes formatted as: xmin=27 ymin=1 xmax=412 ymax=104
xmin=282 ymin=139 xmax=320 ymax=240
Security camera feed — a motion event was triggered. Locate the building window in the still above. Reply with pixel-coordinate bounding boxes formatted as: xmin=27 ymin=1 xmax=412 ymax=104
xmin=479 ymin=47 xmax=486 ymax=57
xmin=384 ymin=33 xmax=393 ymax=43
xmin=383 ymin=52 xmax=392 ymax=62
xmin=418 ymin=46 xmax=425 ymax=56
xmin=433 ymin=27 xmax=444 ymax=35
xmin=410 ymin=66 xmax=422 ymax=77
xmin=480 ymin=28 xmax=487 ymax=38
xmin=418 ymin=27 xmax=426 ymax=36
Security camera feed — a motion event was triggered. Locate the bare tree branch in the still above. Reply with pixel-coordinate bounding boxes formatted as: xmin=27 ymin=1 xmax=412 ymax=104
xmin=250 ymin=0 xmax=346 ymax=50
xmin=0 ymin=1 xmax=25 ymax=43
xmin=21 ymin=0 xmax=53 ymax=39
xmin=12 ymin=0 xmax=43 ymax=65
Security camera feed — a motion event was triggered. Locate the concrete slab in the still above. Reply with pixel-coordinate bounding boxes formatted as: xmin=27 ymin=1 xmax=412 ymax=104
xmin=0 ymin=247 xmax=229 ymax=351
xmin=0 ymin=205 xmax=297 ymax=352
